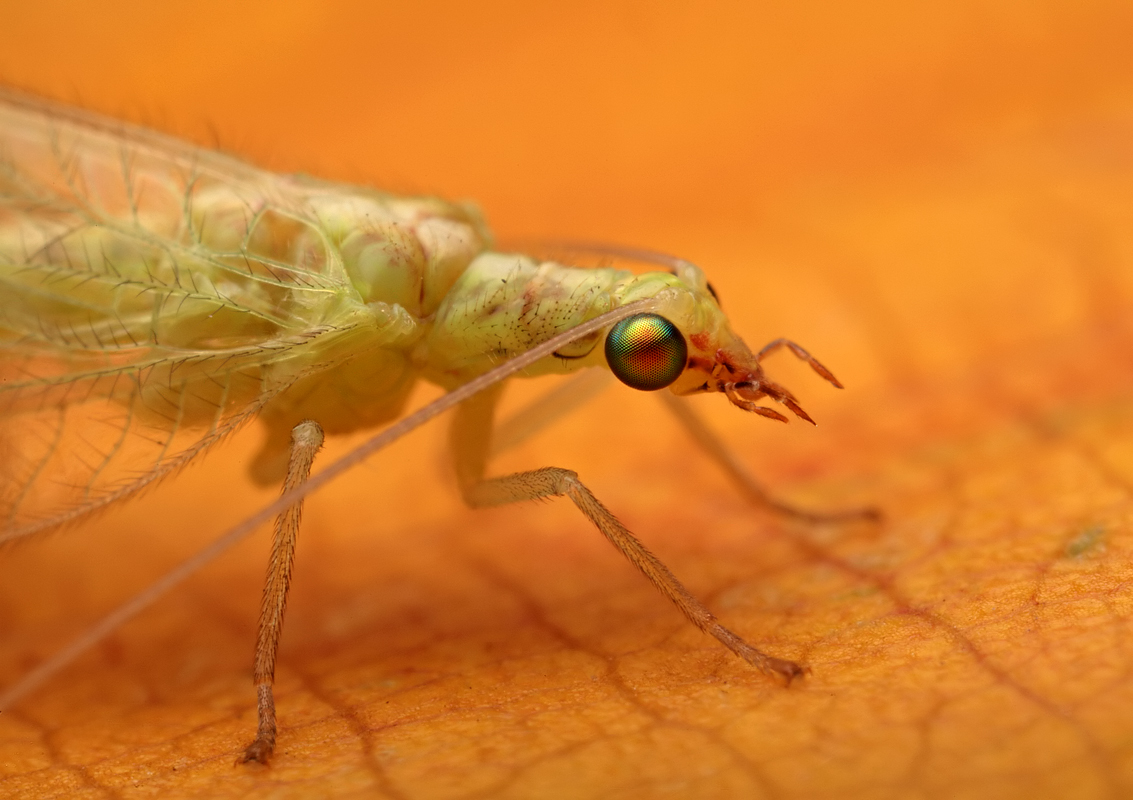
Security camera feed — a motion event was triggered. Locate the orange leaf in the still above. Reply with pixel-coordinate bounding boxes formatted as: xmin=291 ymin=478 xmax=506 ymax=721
xmin=2 ymin=3 xmax=1133 ymax=798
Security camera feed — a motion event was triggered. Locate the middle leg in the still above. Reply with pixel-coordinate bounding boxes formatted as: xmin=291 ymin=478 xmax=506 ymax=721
xmin=450 ymin=384 xmax=804 ymax=681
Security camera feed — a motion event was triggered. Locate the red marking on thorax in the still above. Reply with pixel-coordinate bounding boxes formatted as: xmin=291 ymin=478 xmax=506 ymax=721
xmin=689 ymin=332 xmax=711 ymax=351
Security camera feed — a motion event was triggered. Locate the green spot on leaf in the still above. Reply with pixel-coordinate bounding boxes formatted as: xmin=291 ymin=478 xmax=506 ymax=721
xmin=1065 ymin=525 xmax=1106 ymax=559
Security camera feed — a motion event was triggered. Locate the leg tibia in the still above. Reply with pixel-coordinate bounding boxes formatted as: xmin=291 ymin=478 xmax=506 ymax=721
xmin=239 ymin=419 xmax=324 ymax=765
xmin=451 ymin=389 xmax=803 ymax=683
xmin=465 ymin=465 xmax=804 ymax=682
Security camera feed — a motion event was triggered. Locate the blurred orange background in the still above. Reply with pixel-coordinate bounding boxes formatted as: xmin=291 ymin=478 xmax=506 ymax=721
xmin=3 ymin=2 xmax=1133 ymax=799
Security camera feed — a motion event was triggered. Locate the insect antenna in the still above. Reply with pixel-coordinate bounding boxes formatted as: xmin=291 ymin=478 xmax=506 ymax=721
xmin=0 ymin=297 xmax=664 ymax=713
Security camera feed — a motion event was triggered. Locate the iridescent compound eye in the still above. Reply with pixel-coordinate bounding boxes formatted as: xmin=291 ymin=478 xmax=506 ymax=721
xmin=605 ymin=313 xmax=688 ymax=391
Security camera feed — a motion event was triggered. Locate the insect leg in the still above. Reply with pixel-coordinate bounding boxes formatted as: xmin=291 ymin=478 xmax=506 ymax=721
xmin=659 ymin=392 xmax=879 ymax=522
xmin=240 ymin=419 xmax=325 ymax=766
xmin=451 ymin=387 xmax=804 ymax=682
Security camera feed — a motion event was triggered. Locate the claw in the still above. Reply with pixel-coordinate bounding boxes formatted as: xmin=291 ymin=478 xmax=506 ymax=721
xmin=807 ymin=358 xmax=843 ymax=389
xmin=767 ymin=657 xmax=810 ymax=686
xmin=781 ymin=397 xmax=816 ymax=425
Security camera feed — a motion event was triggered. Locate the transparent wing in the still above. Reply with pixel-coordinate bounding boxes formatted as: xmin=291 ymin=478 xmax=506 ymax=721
xmin=0 ymin=89 xmax=374 ymax=543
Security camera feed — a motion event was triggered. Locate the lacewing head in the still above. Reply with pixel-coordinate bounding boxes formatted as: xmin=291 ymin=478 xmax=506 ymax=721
xmin=597 ymin=258 xmax=844 ymax=425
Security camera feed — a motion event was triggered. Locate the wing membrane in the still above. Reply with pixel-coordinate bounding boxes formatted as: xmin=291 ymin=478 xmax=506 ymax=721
xmin=0 ymin=90 xmax=374 ymax=542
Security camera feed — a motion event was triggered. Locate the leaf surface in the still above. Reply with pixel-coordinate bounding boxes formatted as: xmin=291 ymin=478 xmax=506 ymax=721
xmin=1 ymin=2 xmax=1133 ymax=799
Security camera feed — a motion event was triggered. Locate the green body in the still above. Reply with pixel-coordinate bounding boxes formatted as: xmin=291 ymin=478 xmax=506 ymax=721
xmin=0 ymin=89 xmax=752 ymax=536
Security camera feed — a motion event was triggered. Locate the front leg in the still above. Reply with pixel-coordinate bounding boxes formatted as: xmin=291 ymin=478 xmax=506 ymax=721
xmin=450 ymin=384 xmax=804 ymax=682
xmin=240 ymin=420 xmax=325 ymax=765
